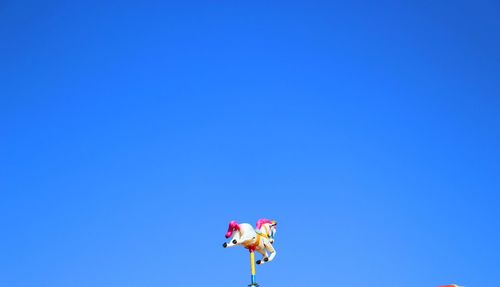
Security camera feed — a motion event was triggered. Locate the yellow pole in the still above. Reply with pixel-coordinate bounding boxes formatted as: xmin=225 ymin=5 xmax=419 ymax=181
xmin=250 ymin=250 xmax=256 ymax=285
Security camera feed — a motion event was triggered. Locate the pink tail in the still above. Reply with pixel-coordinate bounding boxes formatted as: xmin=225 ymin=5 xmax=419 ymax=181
xmin=225 ymin=220 xmax=240 ymax=238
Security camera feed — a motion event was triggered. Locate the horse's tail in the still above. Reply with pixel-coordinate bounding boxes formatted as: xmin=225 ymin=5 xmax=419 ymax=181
xmin=225 ymin=220 xmax=240 ymax=238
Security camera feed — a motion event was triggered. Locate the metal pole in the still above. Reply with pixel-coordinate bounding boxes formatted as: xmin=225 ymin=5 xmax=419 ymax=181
xmin=249 ymin=250 xmax=259 ymax=287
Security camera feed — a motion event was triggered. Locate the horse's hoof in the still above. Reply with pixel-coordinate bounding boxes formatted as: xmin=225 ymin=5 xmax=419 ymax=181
xmin=232 ymin=240 xmax=237 ymax=244
xmin=256 ymin=260 xmax=262 ymax=264
xmin=223 ymin=242 xmax=227 ymax=248
xmin=264 ymin=257 xmax=269 ymax=262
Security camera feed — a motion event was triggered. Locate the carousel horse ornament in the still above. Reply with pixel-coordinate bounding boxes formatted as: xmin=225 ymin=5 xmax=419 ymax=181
xmin=223 ymin=219 xmax=277 ymax=264
xmin=222 ymin=219 xmax=278 ymax=287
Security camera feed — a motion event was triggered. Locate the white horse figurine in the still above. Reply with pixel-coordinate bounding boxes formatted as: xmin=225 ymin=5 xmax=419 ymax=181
xmin=222 ymin=219 xmax=277 ymax=264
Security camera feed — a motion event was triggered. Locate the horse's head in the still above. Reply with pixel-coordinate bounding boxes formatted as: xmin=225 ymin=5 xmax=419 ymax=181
xmin=269 ymin=220 xmax=277 ymax=238
xmin=256 ymin=219 xmax=277 ymax=243
xmin=269 ymin=220 xmax=277 ymax=243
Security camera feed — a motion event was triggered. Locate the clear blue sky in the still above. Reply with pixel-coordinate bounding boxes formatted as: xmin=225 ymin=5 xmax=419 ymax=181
xmin=1 ymin=1 xmax=499 ymax=287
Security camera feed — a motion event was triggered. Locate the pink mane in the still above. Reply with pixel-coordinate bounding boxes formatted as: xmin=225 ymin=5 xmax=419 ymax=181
xmin=225 ymin=220 xmax=240 ymax=238
xmin=256 ymin=219 xmax=273 ymax=229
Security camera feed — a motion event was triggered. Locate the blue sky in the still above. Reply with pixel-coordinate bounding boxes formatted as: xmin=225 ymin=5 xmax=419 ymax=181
xmin=1 ymin=1 xmax=500 ymax=287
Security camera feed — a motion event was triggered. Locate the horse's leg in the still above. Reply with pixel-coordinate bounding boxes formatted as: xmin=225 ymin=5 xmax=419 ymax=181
xmin=222 ymin=232 xmax=241 ymax=248
xmin=255 ymin=248 xmax=268 ymax=265
xmin=263 ymin=241 xmax=276 ymax=262
xmin=222 ymin=237 xmax=236 ymax=248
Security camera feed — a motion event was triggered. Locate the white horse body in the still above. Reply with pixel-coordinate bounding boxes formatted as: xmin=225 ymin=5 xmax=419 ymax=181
xmin=224 ymin=223 xmax=255 ymax=247
xmin=223 ymin=220 xmax=277 ymax=265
